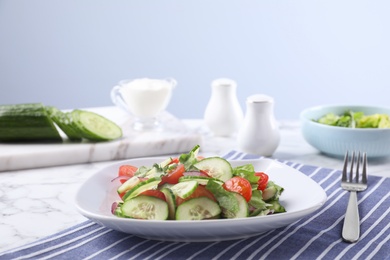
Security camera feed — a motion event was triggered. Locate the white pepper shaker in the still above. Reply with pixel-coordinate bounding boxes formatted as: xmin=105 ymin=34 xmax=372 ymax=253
xmin=237 ymin=94 xmax=280 ymax=156
xmin=204 ymin=78 xmax=244 ymax=136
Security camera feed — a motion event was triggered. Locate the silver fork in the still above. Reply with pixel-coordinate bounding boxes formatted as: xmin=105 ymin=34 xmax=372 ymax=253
xmin=341 ymin=151 xmax=368 ymax=243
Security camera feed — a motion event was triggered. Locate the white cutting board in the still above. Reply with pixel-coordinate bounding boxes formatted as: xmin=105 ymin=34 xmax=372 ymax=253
xmin=0 ymin=107 xmax=203 ymax=171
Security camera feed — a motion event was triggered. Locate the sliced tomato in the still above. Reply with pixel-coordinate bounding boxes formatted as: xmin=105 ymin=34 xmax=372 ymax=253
xmin=176 ymin=185 xmax=217 ymax=206
xmin=119 ymin=178 xmax=129 ymax=184
xmin=140 ymin=190 xmax=166 ymax=201
xmin=160 ymin=164 xmax=185 ymax=185
xmin=222 ymin=176 xmax=252 ymax=202
xmin=118 ymin=191 xmax=126 ymax=199
xmin=255 ymin=172 xmax=269 ymax=191
xmin=118 ymin=165 xmax=138 ymax=177
xmin=169 ymin=157 xmax=180 ymax=164
xmin=111 ymin=175 xmax=131 ymax=184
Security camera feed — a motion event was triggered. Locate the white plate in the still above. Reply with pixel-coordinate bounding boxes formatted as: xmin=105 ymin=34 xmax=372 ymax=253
xmin=75 ymin=158 xmax=327 ymax=242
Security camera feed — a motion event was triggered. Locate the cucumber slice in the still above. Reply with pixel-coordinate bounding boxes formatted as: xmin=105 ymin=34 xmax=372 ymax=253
xmin=194 ymin=157 xmax=233 ymax=182
xmin=0 ymin=103 xmax=62 ymax=142
xmin=122 ymin=177 xmax=162 ymax=201
xmin=46 ymin=106 xmax=82 ymax=141
xmin=266 ymin=200 xmax=286 ymax=213
xmin=159 ymin=183 xmax=174 ymax=189
xmin=117 ymin=176 xmax=141 ymax=195
xmin=176 ymin=197 xmax=221 ymax=220
xmin=178 ymin=176 xmax=223 ymax=186
xmin=70 ymin=109 xmax=122 ymax=141
xmin=250 ymin=208 xmax=271 ymax=217
xmin=262 ymin=182 xmax=284 ymax=202
xmin=121 ymin=195 xmax=169 ymax=220
xmin=222 ymin=193 xmax=249 ymax=219
xmin=262 ymin=185 xmax=277 ymax=201
xmin=144 ymin=157 xmax=173 ymax=178
xmin=160 ymin=188 xmax=176 ymax=220
xmin=170 ymin=180 xmax=198 ymax=199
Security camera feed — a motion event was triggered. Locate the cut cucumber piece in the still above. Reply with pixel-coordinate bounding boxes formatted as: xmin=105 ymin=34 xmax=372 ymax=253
xmin=122 ymin=177 xmax=162 ymax=201
xmin=160 ymin=188 xmax=176 ymax=220
xmin=117 ymin=176 xmax=141 ymax=195
xmin=70 ymin=109 xmax=122 ymax=141
xmin=176 ymin=197 xmax=221 ymax=220
xmin=194 ymin=157 xmax=233 ymax=182
xmin=170 ymin=180 xmax=198 ymax=199
xmin=222 ymin=193 xmax=249 ymax=219
xmin=121 ymin=195 xmax=169 ymax=220
xmin=266 ymin=200 xmax=286 ymax=213
xmin=262 ymin=181 xmax=284 ymax=202
xmin=46 ymin=106 xmax=82 ymax=141
xmin=144 ymin=157 xmax=173 ymax=178
xmin=0 ymin=103 xmax=62 ymax=142
xmin=262 ymin=185 xmax=277 ymax=201
xmin=178 ymin=176 xmax=223 ymax=186
xmin=159 ymin=183 xmax=174 ymax=189
xmin=250 ymin=208 xmax=271 ymax=217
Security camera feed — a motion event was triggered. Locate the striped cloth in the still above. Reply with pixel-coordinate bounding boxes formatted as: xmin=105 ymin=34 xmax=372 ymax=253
xmin=1 ymin=151 xmax=389 ymax=260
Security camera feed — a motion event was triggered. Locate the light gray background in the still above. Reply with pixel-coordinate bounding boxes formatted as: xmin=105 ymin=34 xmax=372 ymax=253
xmin=1 ymin=1 xmax=389 ymax=120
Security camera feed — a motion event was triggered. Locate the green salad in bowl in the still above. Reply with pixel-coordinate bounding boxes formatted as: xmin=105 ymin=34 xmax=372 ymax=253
xmin=316 ymin=110 xmax=390 ymax=129
xmin=300 ymin=105 xmax=390 ymax=158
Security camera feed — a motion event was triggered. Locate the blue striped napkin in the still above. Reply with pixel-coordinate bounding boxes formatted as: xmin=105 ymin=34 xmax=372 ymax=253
xmin=1 ymin=151 xmax=389 ymax=260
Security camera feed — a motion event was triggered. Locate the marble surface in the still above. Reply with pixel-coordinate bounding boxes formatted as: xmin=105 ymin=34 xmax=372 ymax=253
xmin=1 ymin=112 xmax=389 ymax=252
xmin=0 ymin=108 xmax=202 ymax=171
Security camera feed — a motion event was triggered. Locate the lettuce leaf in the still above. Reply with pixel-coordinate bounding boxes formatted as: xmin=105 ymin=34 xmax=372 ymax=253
xmin=316 ymin=110 xmax=390 ymax=129
xmin=232 ymin=164 xmax=260 ymax=184
xmin=206 ymin=180 xmax=239 ymax=215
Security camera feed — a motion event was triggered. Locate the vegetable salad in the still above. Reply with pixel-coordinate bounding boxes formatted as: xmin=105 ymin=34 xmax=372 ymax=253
xmin=111 ymin=145 xmax=286 ymax=221
xmin=315 ymin=110 xmax=390 ymax=128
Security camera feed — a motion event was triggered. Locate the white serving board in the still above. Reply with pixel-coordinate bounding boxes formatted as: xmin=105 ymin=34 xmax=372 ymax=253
xmin=0 ymin=107 xmax=203 ymax=172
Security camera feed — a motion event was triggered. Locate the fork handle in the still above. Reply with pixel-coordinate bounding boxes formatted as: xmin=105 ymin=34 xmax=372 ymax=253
xmin=342 ymin=191 xmax=360 ymax=243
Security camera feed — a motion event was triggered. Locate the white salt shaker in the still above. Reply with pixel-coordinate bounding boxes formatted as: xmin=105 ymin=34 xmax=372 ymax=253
xmin=204 ymin=78 xmax=244 ymax=136
xmin=237 ymin=94 xmax=280 ymax=156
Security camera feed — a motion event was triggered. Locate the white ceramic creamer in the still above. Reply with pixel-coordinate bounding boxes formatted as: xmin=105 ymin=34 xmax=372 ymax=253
xmin=237 ymin=94 xmax=280 ymax=156
xmin=204 ymin=78 xmax=244 ymax=136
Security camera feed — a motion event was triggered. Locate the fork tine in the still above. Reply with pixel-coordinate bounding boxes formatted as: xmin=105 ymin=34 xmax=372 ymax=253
xmin=362 ymin=152 xmax=368 ymax=184
xmin=342 ymin=151 xmax=348 ymax=182
xmin=349 ymin=151 xmax=355 ymax=182
xmin=355 ymin=152 xmax=361 ymax=183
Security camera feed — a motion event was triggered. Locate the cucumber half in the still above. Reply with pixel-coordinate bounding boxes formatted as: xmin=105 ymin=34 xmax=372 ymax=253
xmin=262 ymin=182 xmax=284 ymax=202
xmin=194 ymin=157 xmax=233 ymax=182
xmin=122 ymin=177 xmax=161 ymax=201
xmin=117 ymin=176 xmax=141 ymax=195
xmin=121 ymin=195 xmax=169 ymax=220
xmin=176 ymin=197 xmax=221 ymax=220
xmin=160 ymin=187 xmax=176 ymax=220
xmin=222 ymin=193 xmax=249 ymax=219
xmin=0 ymin=103 xmax=62 ymax=142
xmin=170 ymin=180 xmax=198 ymax=199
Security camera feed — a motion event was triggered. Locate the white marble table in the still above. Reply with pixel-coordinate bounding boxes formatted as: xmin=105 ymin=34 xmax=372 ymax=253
xmin=1 ymin=111 xmax=389 ymax=252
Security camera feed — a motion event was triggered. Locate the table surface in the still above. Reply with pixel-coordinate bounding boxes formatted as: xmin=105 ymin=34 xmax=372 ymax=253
xmin=1 ymin=109 xmax=389 ymax=252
